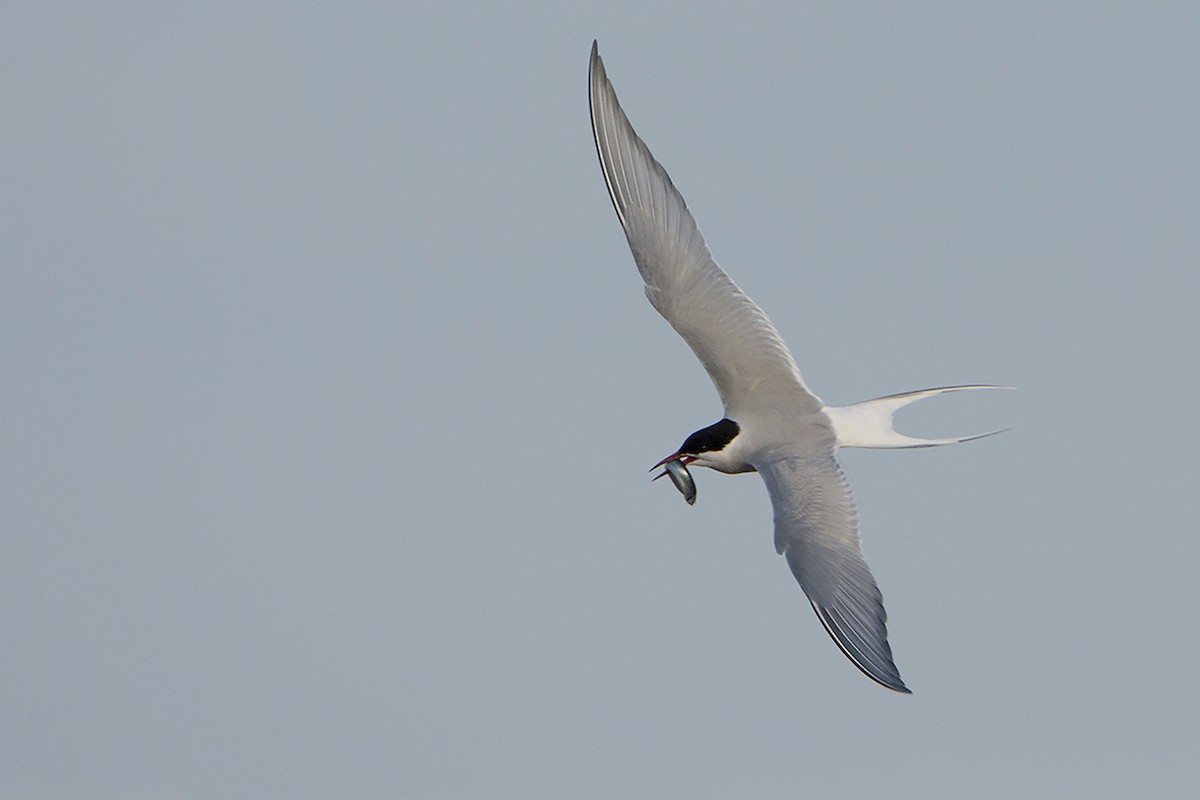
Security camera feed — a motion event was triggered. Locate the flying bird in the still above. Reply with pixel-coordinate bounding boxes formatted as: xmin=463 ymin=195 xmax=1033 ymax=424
xmin=589 ymin=41 xmax=1007 ymax=693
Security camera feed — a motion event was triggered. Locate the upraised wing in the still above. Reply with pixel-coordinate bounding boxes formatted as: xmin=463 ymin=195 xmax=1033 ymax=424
xmin=756 ymin=455 xmax=910 ymax=693
xmin=589 ymin=42 xmax=822 ymax=419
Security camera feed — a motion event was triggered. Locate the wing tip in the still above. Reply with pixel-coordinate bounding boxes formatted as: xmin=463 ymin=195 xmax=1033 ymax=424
xmin=812 ymin=601 xmax=912 ymax=694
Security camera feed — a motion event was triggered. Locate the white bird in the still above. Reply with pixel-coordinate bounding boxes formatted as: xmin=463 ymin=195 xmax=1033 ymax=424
xmin=589 ymin=42 xmax=1007 ymax=693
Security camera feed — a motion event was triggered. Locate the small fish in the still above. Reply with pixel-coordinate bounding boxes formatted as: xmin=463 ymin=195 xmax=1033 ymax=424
xmin=662 ymin=458 xmax=697 ymax=505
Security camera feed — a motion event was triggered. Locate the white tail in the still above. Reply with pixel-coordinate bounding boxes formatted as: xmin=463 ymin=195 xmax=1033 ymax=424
xmin=823 ymin=385 xmax=1012 ymax=449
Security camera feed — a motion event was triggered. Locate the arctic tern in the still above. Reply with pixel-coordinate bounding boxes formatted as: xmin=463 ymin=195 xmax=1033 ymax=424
xmin=589 ymin=42 xmax=1007 ymax=693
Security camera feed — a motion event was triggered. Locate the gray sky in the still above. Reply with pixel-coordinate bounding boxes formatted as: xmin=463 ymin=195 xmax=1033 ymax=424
xmin=4 ymin=2 xmax=1199 ymax=798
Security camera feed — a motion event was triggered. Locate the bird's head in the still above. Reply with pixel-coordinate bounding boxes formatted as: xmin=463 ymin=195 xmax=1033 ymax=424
xmin=652 ymin=418 xmax=743 ymax=473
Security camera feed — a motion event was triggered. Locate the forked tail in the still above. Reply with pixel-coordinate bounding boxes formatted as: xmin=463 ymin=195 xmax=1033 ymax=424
xmin=823 ymin=385 xmax=1012 ymax=449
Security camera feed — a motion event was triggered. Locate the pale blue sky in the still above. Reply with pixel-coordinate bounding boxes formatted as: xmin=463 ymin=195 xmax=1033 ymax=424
xmin=3 ymin=2 xmax=1199 ymax=798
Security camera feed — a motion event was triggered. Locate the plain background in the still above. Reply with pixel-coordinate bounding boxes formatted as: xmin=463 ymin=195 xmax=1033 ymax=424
xmin=3 ymin=2 xmax=1198 ymax=798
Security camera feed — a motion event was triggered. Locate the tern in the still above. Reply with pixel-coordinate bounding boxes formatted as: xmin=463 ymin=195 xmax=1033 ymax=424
xmin=589 ymin=42 xmax=1007 ymax=693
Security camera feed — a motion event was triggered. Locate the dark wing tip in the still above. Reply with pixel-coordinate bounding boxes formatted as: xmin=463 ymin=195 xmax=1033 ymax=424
xmin=812 ymin=601 xmax=912 ymax=694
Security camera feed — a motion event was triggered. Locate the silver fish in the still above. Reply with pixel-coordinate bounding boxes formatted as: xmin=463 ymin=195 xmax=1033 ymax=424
xmin=662 ymin=458 xmax=697 ymax=505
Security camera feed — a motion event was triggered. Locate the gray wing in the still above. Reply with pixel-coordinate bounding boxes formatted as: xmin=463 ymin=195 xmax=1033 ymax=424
xmin=589 ymin=42 xmax=821 ymax=418
xmin=757 ymin=455 xmax=910 ymax=693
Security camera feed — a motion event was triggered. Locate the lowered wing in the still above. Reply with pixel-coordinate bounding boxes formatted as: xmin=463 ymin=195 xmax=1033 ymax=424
xmin=757 ymin=454 xmax=910 ymax=693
